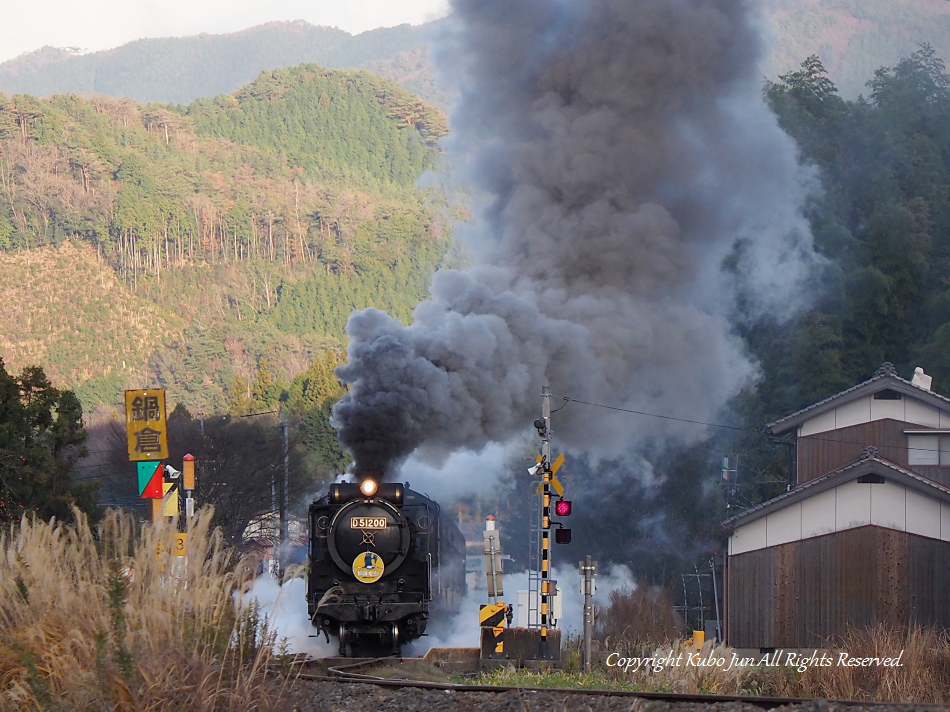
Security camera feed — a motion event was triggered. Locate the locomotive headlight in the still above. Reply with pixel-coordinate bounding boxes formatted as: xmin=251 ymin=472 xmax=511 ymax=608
xmin=359 ymin=478 xmax=378 ymax=497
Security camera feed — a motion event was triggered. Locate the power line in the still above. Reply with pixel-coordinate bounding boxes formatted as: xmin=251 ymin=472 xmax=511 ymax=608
xmin=561 ymin=396 xmax=950 ymax=457
xmin=562 ymin=397 xmax=750 ymax=431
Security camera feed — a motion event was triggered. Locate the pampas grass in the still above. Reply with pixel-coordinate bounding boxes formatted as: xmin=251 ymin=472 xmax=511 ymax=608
xmin=582 ymin=584 xmax=950 ymax=701
xmin=0 ymin=508 xmax=288 ymax=711
xmin=774 ymin=625 xmax=950 ymax=703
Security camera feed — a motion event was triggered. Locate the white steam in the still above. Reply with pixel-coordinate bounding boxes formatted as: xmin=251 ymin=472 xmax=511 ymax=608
xmin=406 ymin=563 xmax=636 ymax=655
xmin=243 ymin=577 xmax=335 ymax=657
xmin=397 ymin=441 xmax=516 ymax=503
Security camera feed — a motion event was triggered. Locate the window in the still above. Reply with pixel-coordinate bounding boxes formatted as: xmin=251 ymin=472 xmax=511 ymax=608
xmin=908 ymin=434 xmax=946 ymax=466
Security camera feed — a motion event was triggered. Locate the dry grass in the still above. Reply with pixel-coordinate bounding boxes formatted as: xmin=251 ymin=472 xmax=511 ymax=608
xmin=775 ymin=625 xmax=950 ymax=703
xmin=0 ymin=508 xmax=290 ymax=711
xmin=593 ymin=583 xmax=683 ymax=652
xmin=578 ymin=584 xmax=749 ymax=694
xmin=578 ymin=584 xmax=950 ymax=701
xmin=594 ymin=627 xmax=950 ymax=701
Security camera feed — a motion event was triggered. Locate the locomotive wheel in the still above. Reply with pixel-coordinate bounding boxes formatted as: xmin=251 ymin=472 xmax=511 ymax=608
xmin=338 ymin=623 xmax=349 ymax=657
xmin=390 ymin=622 xmax=400 ymax=655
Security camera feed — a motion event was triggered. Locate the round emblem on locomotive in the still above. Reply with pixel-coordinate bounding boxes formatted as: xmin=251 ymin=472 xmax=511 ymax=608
xmin=352 ymin=551 xmax=384 ymax=583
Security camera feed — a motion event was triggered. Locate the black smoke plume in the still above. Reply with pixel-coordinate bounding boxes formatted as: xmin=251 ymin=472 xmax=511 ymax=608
xmin=333 ymin=0 xmax=816 ymax=477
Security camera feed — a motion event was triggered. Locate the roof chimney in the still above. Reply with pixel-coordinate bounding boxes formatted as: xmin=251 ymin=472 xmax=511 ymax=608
xmin=912 ymin=366 xmax=933 ymax=391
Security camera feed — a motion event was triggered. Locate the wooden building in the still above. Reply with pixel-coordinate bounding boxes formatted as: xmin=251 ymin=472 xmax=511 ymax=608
xmin=724 ymin=363 xmax=950 ymax=648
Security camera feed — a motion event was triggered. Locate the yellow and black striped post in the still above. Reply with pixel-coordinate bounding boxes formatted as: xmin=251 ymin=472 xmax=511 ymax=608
xmin=479 ymin=602 xmax=509 ymax=657
xmin=541 ymin=466 xmax=551 ymax=656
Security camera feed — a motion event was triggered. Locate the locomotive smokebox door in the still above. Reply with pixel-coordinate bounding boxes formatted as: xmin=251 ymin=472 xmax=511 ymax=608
xmin=328 ymin=499 xmax=410 ymax=576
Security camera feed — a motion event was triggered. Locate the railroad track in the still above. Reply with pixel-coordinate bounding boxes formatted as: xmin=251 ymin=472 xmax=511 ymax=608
xmin=288 ymin=656 xmax=935 ymax=710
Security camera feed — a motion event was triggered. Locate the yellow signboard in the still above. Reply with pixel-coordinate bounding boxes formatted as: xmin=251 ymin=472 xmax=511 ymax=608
xmin=157 ymin=533 xmax=188 ymax=558
xmin=125 ymin=389 xmax=168 ymax=461
xmin=161 ymin=481 xmax=179 ymax=517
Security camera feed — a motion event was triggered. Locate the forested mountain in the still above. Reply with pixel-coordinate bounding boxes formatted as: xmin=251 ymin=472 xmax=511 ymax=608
xmin=763 ymin=0 xmax=950 ymax=98
xmin=756 ymin=47 xmax=950 ymax=412
xmin=0 ymin=65 xmax=449 ymax=420
xmin=0 ymin=22 xmax=433 ymax=105
xmin=4 ymin=26 xmax=950 ymax=567
xmin=705 ymin=45 xmax=950 ymax=516
xmin=2 ymin=1 xmax=950 ymax=106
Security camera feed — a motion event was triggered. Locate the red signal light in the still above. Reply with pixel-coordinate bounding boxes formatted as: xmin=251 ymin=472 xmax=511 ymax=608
xmin=555 ymin=499 xmax=572 ymax=517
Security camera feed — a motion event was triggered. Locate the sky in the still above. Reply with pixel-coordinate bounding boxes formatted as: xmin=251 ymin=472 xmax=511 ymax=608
xmin=0 ymin=0 xmax=451 ymax=64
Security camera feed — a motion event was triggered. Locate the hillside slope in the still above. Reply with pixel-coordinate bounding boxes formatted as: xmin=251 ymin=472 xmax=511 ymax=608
xmin=0 ymin=241 xmax=178 ymax=401
xmin=0 ymin=22 xmax=428 ymax=104
xmin=763 ymin=0 xmax=950 ymax=96
xmin=0 ymin=67 xmax=449 ymax=413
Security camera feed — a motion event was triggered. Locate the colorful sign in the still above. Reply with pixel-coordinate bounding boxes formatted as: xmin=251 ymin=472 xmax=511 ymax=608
xmin=141 ymin=465 xmax=165 ymax=499
xmin=352 ymin=551 xmax=384 ymax=583
xmin=125 ymin=389 xmax=169 ymax=461
xmin=137 ymin=461 xmax=162 ymax=496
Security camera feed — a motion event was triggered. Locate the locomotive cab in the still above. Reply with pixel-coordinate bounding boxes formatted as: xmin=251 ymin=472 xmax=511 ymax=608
xmin=307 ymin=478 xmax=463 ymax=656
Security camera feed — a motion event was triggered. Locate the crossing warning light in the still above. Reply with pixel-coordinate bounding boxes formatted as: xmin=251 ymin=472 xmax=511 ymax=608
xmin=555 ymin=499 xmax=572 ymax=517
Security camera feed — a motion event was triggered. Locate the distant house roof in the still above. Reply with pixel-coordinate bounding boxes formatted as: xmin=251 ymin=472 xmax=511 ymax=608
xmin=722 ymin=446 xmax=950 ymax=531
xmin=764 ymin=363 xmax=950 ymax=437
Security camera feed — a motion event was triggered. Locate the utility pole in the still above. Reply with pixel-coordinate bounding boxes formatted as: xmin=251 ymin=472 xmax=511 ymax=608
xmin=580 ymin=556 xmax=598 ymax=671
xmin=239 ymin=409 xmax=285 ymax=577
xmin=279 ymin=419 xmax=289 ymax=575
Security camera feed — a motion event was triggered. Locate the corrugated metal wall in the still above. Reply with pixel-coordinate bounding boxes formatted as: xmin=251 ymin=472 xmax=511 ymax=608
xmin=727 ymin=526 xmax=950 ymax=648
xmin=797 ymin=420 xmax=910 ymax=483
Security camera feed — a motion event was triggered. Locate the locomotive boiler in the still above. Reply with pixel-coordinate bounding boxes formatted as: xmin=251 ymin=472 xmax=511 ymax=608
xmin=307 ymin=477 xmax=466 ymax=656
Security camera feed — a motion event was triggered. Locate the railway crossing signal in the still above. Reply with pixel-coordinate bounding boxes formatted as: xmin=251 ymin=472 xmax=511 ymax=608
xmin=529 ymin=385 xmax=575 ymax=657
xmin=480 ymin=516 xmax=512 ymax=659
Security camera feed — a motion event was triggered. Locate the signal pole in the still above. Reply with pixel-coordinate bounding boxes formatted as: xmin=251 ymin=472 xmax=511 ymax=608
xmin=580 ymin=556 xmax=597 ymax=670
xmin=182 ymin=453 xmax=196 ymax=521
xmin=539 ymin=386 xmax=553 ymax=658
xmin=479 ymin=516 xmax=511 ymax=659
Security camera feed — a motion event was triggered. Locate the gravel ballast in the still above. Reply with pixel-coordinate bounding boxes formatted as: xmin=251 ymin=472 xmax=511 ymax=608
xmin=285 ymin=680 xmax=927 ymax=712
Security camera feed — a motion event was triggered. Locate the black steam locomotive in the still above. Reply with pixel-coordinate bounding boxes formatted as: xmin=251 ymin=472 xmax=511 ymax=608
xmin=307 ymin=478 xmax=466 ymax=655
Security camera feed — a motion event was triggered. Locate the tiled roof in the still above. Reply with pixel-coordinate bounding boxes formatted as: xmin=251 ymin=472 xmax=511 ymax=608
xmin=764 ymin=363 xmax=950 ymax=436
xmin=722 ymin=446 xmax=950 ymax=530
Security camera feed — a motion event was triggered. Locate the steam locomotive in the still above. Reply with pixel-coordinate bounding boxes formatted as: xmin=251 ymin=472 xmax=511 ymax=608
xmin=307 ymin=477 xmax=466 ymax=655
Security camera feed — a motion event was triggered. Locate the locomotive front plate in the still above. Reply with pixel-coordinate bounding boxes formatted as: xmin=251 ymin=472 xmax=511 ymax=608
xmin=350 ymin=517 xmax=387 ymax=529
